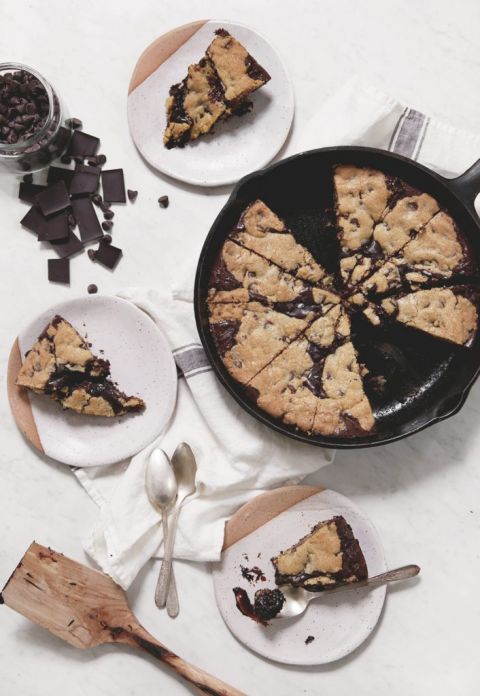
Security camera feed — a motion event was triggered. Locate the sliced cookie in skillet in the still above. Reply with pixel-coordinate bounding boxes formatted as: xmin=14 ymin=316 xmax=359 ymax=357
xmin=207 ymin=301 xmax=310 ymax=384
xmin=229 ymin=199 xmax=333 ymax=285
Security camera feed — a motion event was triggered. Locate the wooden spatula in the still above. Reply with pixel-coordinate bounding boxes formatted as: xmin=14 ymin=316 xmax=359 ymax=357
xmin=1 ymin=542 xmax=244 ymax=696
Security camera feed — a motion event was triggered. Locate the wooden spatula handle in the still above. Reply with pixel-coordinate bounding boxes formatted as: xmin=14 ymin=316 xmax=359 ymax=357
xmin=121 ymin=628 xmax=245 ymax=696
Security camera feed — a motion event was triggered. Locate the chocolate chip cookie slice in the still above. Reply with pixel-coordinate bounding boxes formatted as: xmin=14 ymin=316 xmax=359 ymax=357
xmin=208 ymin=240 xmax=319 ymax=307
xmin=16 ymin=315 xmax=145 ymax=417
xmin=229 ymin=199 xmax=333 ymax=285
xmin=208 ymin=301 xmax=309 ymax=384
xmin=379 ymin=287 xmax=478 ymax=346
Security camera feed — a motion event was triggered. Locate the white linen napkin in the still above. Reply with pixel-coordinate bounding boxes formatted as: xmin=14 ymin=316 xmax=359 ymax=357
xmin=76 ymin=79 xmax=480 ymax=589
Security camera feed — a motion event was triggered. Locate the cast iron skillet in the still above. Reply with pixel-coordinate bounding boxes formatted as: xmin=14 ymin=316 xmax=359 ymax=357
xmin=194 ymin=146 xmax=480 ymax=449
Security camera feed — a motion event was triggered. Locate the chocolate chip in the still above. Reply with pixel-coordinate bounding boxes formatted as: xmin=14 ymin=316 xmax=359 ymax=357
xmin=127 ymin=189 xmax=138 ymax=202
xmin=92 ymin=193 xmax=102 ymax=206
xmin=102 ymin=234 xmax=112 ymax=244
xmin=67 ymin=130 xmax=100 ymax=157
xmin=35 ymin=180 xmax=70 ymax=216
xmin=95 ymin=239 xmax=122 ymax=269
xmin=60 ymin=155 xmax=72 ymax=165
xmin=87 ymin=248 xmax=97 ymax=261
xmin=87 ymin=283 xmax=98 ymax=294
xmin=71 ymin=197 xmax=103 ymax=243
xmin=101 ymin=168 xmax=126 ymax=203
xmin=66 ymin=117 xmax=83 ymax=130
xmin=96 ymin=154 xmax=106 ymax=165
xmin=48 ymin=258 xmax=70 ymax=284
xmin=102 ymin=220 xmax=113 ymax=231
xmin=158 ymin=195 xmax=169 ymax=208
xmin=67 ymin=213 xmax=76 ymax=228
xmin=103 ymin=210 xmax=114 ymax=220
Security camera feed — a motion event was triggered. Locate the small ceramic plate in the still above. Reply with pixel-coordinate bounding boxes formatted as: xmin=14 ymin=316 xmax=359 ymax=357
xmin=127 ymin=19 xmax=294 ymax=186
xmin=213 ymin=487 xmax=387 ymax=665
xmin=7 ymin=295 xmax=177 ymax=468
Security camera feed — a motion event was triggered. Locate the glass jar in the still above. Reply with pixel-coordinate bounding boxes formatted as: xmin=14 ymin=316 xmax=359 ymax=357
xmin=0 ymin=62 xmax=72 ymax=176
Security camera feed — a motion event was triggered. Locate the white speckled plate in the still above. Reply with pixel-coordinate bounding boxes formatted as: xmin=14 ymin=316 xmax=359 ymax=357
xmin=127 ymin=19 xmax=294 ymax=186
xmin=7 ymin=295 xmax=177 ymax=468
xmin=213 ymin=488 xmax=386 ymax=665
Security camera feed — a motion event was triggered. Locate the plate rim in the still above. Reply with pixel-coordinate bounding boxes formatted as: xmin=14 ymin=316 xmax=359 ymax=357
xmin=8 ymin=294 xmax=178 ymax=468
xmin=127 ymin=18 xmax=295 ymax=187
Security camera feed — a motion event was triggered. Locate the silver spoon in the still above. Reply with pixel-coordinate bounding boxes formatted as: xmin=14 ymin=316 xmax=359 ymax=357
xmin=156 ymin=443 xmax=197 ymax=616
xmin=145 ymin=448 xmax=179 ymax=610
xmin=275 ymin=564 xmax=420 ymax=619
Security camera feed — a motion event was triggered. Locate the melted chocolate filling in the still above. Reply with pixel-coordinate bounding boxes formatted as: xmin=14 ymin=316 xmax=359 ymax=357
xmin=211 ymin=319 xmax=240 ymax=356
xmin=209 ymin=254 xmax=242 ymax=291
xmin=232 ymin=587 xmax=267 ymax=625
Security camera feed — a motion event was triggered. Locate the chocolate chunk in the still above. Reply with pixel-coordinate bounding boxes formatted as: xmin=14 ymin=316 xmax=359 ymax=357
xmin=35 ymin=180 xmax=70 ymax=216
xmin=158 ymin=195 xmax=169 ymax=208
xmin=18 ymin=182 xmax=46 ymax=204
xmin=103 ymin=210 xmax=114 ymax=220
xmin=67 ymin=130 xmax=100 ymax=157
xmin=23 ymin=173 xmax=33 ymax=183
xmin=50 ymin=230 xmax=84 ymax=258
xmin=102 ymin=220 xmax=113 ymax=231
xmin=127 ymin=189 xmax=138 ymax=202
xmin=69 ymin=164 xmax=100 ymax=196
xmin=65 ymin=117 xmax=83 ymax=130
xmin=47 ymin=166 xmax=75 ymax=188
xmin=101 ymin=168 xmax=126 ymax=203
xmin=48 ymin=258 xmax=70 ymax=284
xmin=20 ymin=205 xmax=46 ymax=237
xmin=70 ymin=197 xmax=103 ymax=243
xmin=42 ymin=211 xmax=69 ymax=241
xmin=95 ymin=239 xmax=122 ymax=269
xmin=87 ymin=283 xmax=98 ymax=294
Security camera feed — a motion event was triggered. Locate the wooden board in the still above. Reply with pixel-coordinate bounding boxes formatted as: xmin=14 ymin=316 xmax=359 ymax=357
xmin=128 ymin=20 xmax=207 ymax=94
xmin=7 ymin=338 xmax=43 ymax=453
xmin=223 ymin=485 xmax=323 ymax=550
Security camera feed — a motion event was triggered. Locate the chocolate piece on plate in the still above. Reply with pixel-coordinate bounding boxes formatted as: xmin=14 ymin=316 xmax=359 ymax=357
xmin=18 ymin=182 xmax=46 ymax=204
xmin=50 ymin=230 xmax=84 ymax=258
xmin=95 ymin=239 xmax=122 ymax=269
xmin=101 ymin=168 xmax=126 ymax=203
xmin=69 ymin=164 xmax=100 ymax=196
xmin=70 ymin=197 xmax=103 ymax=243
xmin=67 ymin=130 xmax=100 ymax=157
xmin=48 ymin=258 xmax=70 ymax=284
xmin=35 ymin=180 xmax=70 ymax=216
xmin=42 ymin=211 xmax=69 ymax=242
xmin=20 ymin=206 xmax=46 ymax=236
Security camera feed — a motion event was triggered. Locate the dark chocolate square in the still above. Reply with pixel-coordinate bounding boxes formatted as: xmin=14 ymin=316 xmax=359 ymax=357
xmin=95 ymin=240 xmax=122 ymax=269
xmin=35 ymin=180 xmax=70 ymax=216
xmin=70 ymin=164 xmax=100 ymax=196
xmin=18 ymin=182 xmax=46 ymax=204
xmin=20 ymin=206 xmax=46 ymax=237
xmin=101 ymin=169 xmax=126 ymax=203
xmin=67 ymin=130 xmax=100 ymax=157
xmin=43 ymin=211 xmax=69 ymax=242
xmin=71 ymin=197 xmax=103 ymax=243
xmin=50 ymin=230 xmax=84 ymax=258
xmin=48 ymin=258 xmax=70 ymax=284
xmin=47 ymin=166 xmax=75 ymax=188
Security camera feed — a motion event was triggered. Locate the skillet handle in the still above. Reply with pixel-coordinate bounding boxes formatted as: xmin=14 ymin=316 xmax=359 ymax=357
xmin=449 ymin=158 xmax=480 ymax=212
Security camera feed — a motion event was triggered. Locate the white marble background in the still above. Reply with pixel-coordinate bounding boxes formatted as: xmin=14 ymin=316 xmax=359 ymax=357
xmin=1 ymin=0 xmax=480 ymax=694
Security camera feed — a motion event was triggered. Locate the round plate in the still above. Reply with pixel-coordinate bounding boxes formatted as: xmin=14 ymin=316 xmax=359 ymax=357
xmin=213 ymin=486 xmax=387 ymax=665
xmin=7 ymin=295 xmax=177 ymax=468
xmin=127 ymin=19 xmax=294 ymax=186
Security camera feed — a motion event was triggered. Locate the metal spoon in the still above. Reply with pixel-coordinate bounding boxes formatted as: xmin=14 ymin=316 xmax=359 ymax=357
xmin=145 ymin=448 xmax=179 ymax=610
xmin=274 ymin=564 xmax=420 ymax=620
xmin=156 ymin=443 xmax=197 ymax=616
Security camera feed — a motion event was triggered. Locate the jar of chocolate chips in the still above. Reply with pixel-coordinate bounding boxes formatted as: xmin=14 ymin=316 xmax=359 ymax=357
xmin=0 ymin=63 xmax=72 ymax=175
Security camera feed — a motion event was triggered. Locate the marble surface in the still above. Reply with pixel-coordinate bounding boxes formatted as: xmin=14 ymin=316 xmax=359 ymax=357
xmin=1 ymin=0 xmax=480 ymax=694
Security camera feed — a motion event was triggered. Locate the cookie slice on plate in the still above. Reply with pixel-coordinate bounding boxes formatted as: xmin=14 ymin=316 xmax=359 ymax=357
xmin=272 ymin=515 xmax=368 ymax=591
xmin=229 ymin=199 xmax=333 ymax=285
xmin=16 ymin=315 xmax=145 ymax=417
